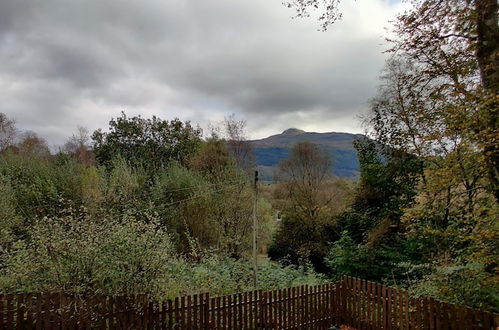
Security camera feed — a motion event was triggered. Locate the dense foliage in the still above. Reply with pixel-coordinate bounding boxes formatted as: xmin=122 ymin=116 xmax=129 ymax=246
xmin=0 ymin=114 xmax=321 ymax=298
xmin=268 ymin=142 xmax=354 ymax=273
xmin=92 ymin=112 xmax=202 ymax=171
xmin=1 ymin=213 xmax=321 ymax=297
xmin=1 ymin=1 xmax=497 ymax=313
xmin=273 ymin=0 xmax=499 ymax=312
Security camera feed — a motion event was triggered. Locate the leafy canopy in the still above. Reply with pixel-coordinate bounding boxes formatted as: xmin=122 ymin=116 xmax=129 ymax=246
xmin=92 ymin=112 xmax=202 ymax=171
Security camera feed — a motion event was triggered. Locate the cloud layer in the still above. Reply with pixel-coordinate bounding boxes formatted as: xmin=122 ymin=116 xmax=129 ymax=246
xmin=0 ymin=0 xmax=405 ymax=145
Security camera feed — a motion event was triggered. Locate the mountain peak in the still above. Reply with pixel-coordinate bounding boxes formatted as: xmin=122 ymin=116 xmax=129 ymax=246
xmin=250 ymin=129 xmax=363 ymax=181
xmin=282 ymin=128 xmax=305 ymax=135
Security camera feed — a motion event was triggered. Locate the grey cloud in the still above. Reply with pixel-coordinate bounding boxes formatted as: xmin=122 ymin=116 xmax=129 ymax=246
xmin=0 ymin=0 xmax=402 ymax=144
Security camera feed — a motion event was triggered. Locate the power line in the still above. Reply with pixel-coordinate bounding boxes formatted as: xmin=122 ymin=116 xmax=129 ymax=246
xmin=162 ymin=182 xmax=246 ymax=207
xmin=12 ymin=180 xmax=248 ymax=213
xmin=96 ymin=178 xmax=248 ymax=200
xmin=145 ymin=179 xmax=247 ymax=194
xmin=8 ymin=177 xmax=247 ymax=206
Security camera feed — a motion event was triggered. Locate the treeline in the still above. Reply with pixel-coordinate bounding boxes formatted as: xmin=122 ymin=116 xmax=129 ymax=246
xmin=267 ymin=1 xmax=498 ymax=313
xmin=0 ymin=112 xmax=322 ymax=298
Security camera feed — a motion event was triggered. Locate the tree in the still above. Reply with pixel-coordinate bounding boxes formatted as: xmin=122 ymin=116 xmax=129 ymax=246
xmin=323 ymin=136 xmax=425 ymax=282
xmin=16 ymin=132 xmax=50 ymax=159
xmin=0 ymin=113 xmax=17 ymax=152
xmin=209 ymin=114 xmax=254 ymax=173
xmin=475 ymin=0 xmax=499 ymax=201
xmin=285 ymin=0 xmax=342 ymax=31
xmin=92 ymin=112 xmax=202 ymax=171
xmin=363 ymin=10 xmax=496 ymax=269
xmin=286 ymin=0 xmax=499 ymax=201
xmin=340 ymin=138 xmax=423 ymax=239
xmin=63 ymin=126 xmax=95 ymax=166
xmin=276 ymin=141 xmax=333 ymax=220
xmin=269 ymin=142 xmax=341 ymax=272
xmin=389 ymin=0 xmax=499 ymax=200
xmin=367 ymin=56 xmax=491 ymax=213
xmin=189 ymin=138 xmax=234 ymax=181
xmin=346 ymin=6 xmax=499 ymax=306
xmin=223 ymin=114 xmax=254 ymax=172
xmin=188 ymin=138 xmax=259 ymax=259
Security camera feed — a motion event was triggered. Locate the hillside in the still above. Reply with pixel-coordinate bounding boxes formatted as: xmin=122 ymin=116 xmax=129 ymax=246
xmin=249 ymin=128 xmax=363 ymax=181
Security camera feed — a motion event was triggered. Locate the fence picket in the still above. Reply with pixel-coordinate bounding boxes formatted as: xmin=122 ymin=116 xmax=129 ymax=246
xmin=1 ymin=281 xmax=497 ymax=329
xmin=350 ymin=277 xmax=355 ymax=326
xmin=328 ymin=283 xmax=332 ymax=325
xmin=293 ymin=287 xmax=297 ymax=328
xmin=321 ymin=284 xmax=325 ymax=326
xmin=403 ymin=291 xmax=409 ymax=330
xmin=335 ymin=283 xmax=339 ymax=324
xmin=401 ymin=289 xmax=407 ymax=330
xmin=392 ymin=288 xmax=398 ymax=330
xmin=350 ymin=278 xmax=355 ymax=328
xmin=284 ymin=288 xmax=289 ymax=329
xmin=45 ymin=293 xmax=53 ymax=330
xmin=482 ymin=311 xmax=491 ymax=330
xmin=243 ymin=291 xmax=248 ymax=330
xmin=5 ymin=294 xmax=13 ymax=330
xmin=262 ymin=290 xmax=267 ymax=329
xmin=0 ymin=295 xmax=3 ymax=330
xmin=314 ymin=284 xmax=318 ymax=327
xmin=186 ymin=296 xmax=193 ymax=330
xmin=359 ymin=279 xmax=364 ymax=329
xmin=430 ymin=296 xmax=436 ymax=329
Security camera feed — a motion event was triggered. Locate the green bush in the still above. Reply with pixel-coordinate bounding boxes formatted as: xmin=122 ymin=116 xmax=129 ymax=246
xmin=154 ymin=256 xmax=324 ymax=298
xmin=0 ymin=215 xmax=321 ymax=298
xmin=412 ymin=262 xmax=499 ymax=313
xmin=0 ymin=216 xmax=175 ymax=296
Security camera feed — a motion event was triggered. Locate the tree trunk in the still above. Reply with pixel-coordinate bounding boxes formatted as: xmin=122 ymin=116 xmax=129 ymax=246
xmin=475 ymin=0 xmax=499 ymax=201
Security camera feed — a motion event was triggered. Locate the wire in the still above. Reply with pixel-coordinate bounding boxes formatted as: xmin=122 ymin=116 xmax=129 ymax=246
xmin=162 ymin=182 xmax=246 ymax=207
xmin=12 ymin=180 xmax=248 ymax=213
xmin=13 ymin=178 xmax=246 ymax=205
xmin=94 ymin=178 xmax=247 ymax=200
xmin=149 ymin=179 xmax=246 ymax=194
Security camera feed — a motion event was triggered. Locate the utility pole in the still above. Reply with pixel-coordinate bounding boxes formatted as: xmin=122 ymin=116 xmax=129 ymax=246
xmin=252 ymin=170 xmax=258 ymax=288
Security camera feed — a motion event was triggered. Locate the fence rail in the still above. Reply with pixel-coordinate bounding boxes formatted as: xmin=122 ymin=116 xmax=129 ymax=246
xmin=0 ymin=277 xmax=497 ymax=329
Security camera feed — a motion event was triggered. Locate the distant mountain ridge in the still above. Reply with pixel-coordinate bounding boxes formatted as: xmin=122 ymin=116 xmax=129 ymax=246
xmin=249 ymin=128 xmax=363 ymax=181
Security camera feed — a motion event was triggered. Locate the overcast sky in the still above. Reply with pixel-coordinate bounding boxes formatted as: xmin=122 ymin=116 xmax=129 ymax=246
xmin=0 ymin=0 xmax=407 ymax=145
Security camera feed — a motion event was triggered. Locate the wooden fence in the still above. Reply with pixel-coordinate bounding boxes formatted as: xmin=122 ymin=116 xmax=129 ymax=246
xmin=340 ymin=277 xmax=498 ymax=330
xmin=0 ymin=277 xmax=497 ymax=329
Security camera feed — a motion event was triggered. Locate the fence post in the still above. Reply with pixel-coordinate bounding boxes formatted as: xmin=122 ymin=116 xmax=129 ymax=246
xmin=204 ymin=293 xmax=210 ymax=330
